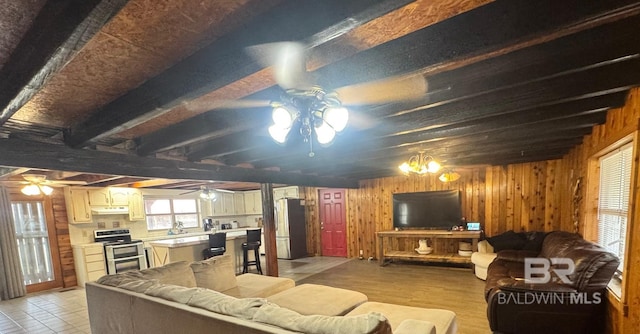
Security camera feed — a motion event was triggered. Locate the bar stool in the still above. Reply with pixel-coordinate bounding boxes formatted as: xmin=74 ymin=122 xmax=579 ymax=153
xmin=202 ymin=232 xmax=226 ymax=259
xmin=242 ymin=229 xmax=262 ymax=274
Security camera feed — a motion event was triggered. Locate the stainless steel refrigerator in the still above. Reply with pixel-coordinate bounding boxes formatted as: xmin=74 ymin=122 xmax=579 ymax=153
xmin=275 ymin=198 xmax=307 ymax=259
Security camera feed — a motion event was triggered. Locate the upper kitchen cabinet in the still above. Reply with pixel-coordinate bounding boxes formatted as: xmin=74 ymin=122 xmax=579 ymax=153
xmin=88 ymin=188 xmax=129 ymax=206
xmin=244 ymin=190 xmax=262 ymax=215
xmin=233 ymin=193 xmax=245 ymax=215
xmin=128 ymin=189 xmax=145 ymax=221
xmin=273 ymin=186 xmax=299 ymax=200
xmin=212 ymin=192 xmax=235 ymax=216
xmin=64 ymin=187 xmax=92 ymax=224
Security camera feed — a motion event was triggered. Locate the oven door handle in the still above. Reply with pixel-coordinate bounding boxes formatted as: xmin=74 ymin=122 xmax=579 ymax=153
xmin=106 ymin=243 xmax=142 ymax=249
xmin=107 ymin=254 xmax=145 ymax=262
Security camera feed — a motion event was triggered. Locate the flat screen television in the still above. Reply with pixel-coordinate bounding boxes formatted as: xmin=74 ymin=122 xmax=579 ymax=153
xmin=393 ymin=190 xmax=462 ymax=230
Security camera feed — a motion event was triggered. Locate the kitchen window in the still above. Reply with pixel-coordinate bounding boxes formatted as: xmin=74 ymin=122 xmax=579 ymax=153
xmin=144 ymin=198 xmax=199 ymax=230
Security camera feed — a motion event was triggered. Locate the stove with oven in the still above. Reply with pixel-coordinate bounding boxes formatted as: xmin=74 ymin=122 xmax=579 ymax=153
xmin=94 ymin=228 xmax=147 ymax=274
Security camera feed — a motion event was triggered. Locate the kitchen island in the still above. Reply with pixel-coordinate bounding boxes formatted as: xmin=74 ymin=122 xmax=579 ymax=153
xmin=148 ymin=230 xmax=254 ymax=274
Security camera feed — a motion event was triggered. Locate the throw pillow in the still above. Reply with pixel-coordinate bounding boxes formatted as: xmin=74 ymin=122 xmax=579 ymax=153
xmin=253 ymin=303 xmax=392 ymax=334
xmin=190 ymin=254 xmax=237 ymax=292
xmin=521 ymin=231 xmax=547 ymax=251
xmin=487 ymin=230 xmax=526 ymax=252
xmin=187 ymin=289 xmax=265 ymax=320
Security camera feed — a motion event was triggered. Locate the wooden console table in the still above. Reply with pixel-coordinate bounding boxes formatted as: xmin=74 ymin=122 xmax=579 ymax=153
xmin=377 ymin=230 xmax=481 ymax=266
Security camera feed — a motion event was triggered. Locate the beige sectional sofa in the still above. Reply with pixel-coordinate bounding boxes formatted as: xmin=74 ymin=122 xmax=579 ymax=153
xmin=86 ymin=254 xmax=457 ymax=334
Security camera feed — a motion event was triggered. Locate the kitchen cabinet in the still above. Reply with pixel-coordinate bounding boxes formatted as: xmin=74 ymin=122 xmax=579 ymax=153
xmin=64 ymin=187 xmax=92 ymax=223
xmin=233 ymin=193 xmax=245 ymax=215
xmin=243 ymin=190 xmax=262 ymax=214
xmin=212 ymin=192 xmax=236 ymax=216
xmin=88 ymin=187 xmax=129 ymax=206
xmin=273 ymin=186 xmax=299 ymax=200
xmin=72 ymin=244 xmax=106 ymax=287
xmin=128 ymin=189 xmax=145 ymax=221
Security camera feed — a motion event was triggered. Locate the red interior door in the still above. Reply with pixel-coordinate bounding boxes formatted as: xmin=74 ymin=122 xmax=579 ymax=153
xmin=319 ymin=189 xmax=347 ymax=257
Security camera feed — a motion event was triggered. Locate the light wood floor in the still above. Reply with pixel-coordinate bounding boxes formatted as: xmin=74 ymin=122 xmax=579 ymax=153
xmin=291 ymin=258 xmax=490 ymax=334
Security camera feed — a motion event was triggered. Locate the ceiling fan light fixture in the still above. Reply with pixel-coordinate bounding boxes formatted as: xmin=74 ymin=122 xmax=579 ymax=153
xmin=315 ymin=121 xmax=336 ymax=145
xmin=199 ymin=190 xmax=217 ymax=201
xmin=323 ymin=106 xmax=348 ymax=132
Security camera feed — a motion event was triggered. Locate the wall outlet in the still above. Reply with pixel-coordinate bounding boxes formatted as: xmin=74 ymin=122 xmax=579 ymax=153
xmin=359 ymin=249 xmax=363 ymax=256
xmin=112 ymin=221 xmax=120 ymax=228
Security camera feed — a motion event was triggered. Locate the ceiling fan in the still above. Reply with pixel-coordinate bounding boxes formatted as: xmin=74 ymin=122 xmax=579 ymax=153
xmin=214 ymin=41 xmax=432 ymax=156
xmin=2 ymin=174 xmax=87 ymax=196
xmin=180 ymin=185 xmax=235 ymax=201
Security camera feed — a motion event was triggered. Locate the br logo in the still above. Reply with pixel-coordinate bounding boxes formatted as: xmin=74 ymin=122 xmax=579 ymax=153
xmin=524 ymin=258 xmax=575 ymax=284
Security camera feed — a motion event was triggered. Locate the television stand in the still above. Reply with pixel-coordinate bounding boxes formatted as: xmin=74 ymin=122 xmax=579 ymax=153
xmin=376 ymin=230 xmax=481 ymax=266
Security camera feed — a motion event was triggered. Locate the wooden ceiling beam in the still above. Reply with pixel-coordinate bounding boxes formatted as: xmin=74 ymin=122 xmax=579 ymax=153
xmin=0 ymin=138 xmax=359 ymax=188
xmin=0 ymin=0 xmax=129 ymax=125
xmin=64 ymin=0 xmax=414 ymax=148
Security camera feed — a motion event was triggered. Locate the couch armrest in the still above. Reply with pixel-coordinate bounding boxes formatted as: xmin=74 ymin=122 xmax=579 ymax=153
xmin=394 ymin=319 xmax=436 ymax=334
xmin=496 ymin=278 xmax=577 ymax=293
xmin=496 ymin=250 xmax=539 ymax=262
xmin=478 ymin=240 xmax=494 ymax=253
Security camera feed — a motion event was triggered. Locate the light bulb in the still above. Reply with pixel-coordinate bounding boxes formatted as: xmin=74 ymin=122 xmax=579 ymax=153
xmin=268 ymin=125 xmax=290 ymax=144
xmin=315 ymin=121 xmax=336 ymax=145
xmin=399 ymin=162 xmax=410 ymax=173
xmin=323 ymin=107 xmax=348 ymax=132
xmin=427 ymin=160 xmax=441 ymax=173
xmin=272 ymin=106 xmax=294 ymax=127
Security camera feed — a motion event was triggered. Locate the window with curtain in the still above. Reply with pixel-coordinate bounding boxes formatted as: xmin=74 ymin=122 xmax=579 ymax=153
xmin=597 ymin=142 xmax=633 ymax=274
xmin=144 ymin=198 xmax=199 ymax=230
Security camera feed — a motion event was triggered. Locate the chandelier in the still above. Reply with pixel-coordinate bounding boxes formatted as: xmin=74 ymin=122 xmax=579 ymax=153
xmin=268 ymin=87 xmax=348 ymax=157
xmin=399 ymin=153 xmax=441 ymax=175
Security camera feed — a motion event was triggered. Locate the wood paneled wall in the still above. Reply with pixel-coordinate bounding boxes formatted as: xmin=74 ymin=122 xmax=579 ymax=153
xmin=51 ymin=191 xmax=77 ymax=287
xmin=303 ymin=88 xmax=640 ymax=334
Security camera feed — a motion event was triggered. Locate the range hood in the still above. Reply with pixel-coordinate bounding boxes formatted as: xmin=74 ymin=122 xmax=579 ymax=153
xmin=91 ymin=207 xmax=129 ymax=215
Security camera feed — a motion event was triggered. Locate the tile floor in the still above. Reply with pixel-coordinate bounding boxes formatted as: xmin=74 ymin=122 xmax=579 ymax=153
xmin=0 ymin=256 xmax=351 ymax=334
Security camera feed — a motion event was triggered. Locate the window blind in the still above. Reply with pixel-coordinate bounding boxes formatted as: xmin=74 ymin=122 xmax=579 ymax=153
xmin=597 ymin=143 xmax=633 ymax=273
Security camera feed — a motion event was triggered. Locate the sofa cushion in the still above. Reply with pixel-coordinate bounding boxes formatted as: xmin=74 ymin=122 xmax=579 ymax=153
xmin=127 ymin=261 xmax=197 ymax=287
xmin=395 ymin=319 xmax=436 ymax=334
xmin=187 ymin=288 xmax=265 ymax=320
xmin=267 ymin=284 xmax=367 ymax=316
xmin=347 ymin=302 xmax=457 ymax=334
xmin=253 ymin=302 xmax=392 ymax=334
xmin=223 ymin=273 xmax=295 ymax=298
xmin=145 ymin=284 xmax=202 ymax=304
xmin=190 ymin=254 xmax=237 ymax=292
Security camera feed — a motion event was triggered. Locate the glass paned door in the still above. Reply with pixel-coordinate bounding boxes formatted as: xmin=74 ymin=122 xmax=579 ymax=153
xmin=11 ymin=201 xmax=55 ymax=285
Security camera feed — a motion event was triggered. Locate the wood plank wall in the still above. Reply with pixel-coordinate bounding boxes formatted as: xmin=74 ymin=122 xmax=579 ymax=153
xmin=303 ymin=87 xmax=640 ymax=334
xmin=51 ymin=191 xmax=77 ymax=287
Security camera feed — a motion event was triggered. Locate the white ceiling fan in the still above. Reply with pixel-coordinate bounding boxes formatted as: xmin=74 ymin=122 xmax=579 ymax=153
xmin=2 ymin=174 xmax=87 ymax=196
xmin=203 ymin=41 xmax=432 ymax=156
xmin=180 ymin=185 xmax=235 ymax=201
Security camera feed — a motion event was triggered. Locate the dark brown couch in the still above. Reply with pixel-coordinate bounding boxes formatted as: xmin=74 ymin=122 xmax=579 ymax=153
xmin=484 ymin=231 xmax=619 ymax=334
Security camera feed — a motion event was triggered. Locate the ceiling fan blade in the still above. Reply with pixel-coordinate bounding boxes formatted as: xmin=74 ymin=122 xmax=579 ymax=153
xmin=47 ymin=180 xmax=87 ymax=185
xmin=183 ymin=99 xmax=272 ymax=112
xmin=179 ymin=189 xmax=199 ymax=196
xmin=246 ymin=42 xmax=315 ymax=90
xmin=334 ymin=73 xmax=428 ymax=105
xmin=214 ymin=188 xmax=235 ymax=194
